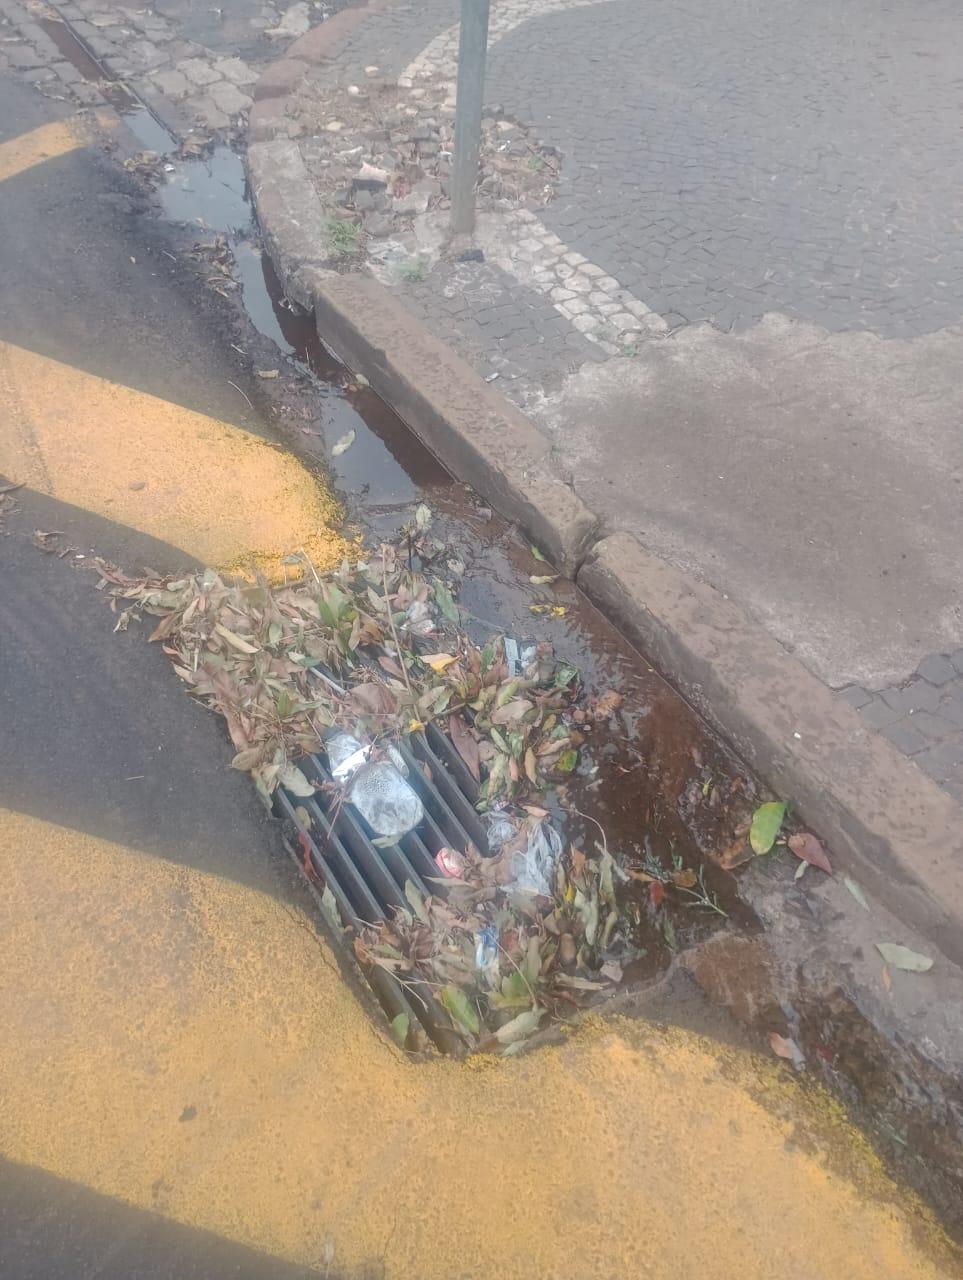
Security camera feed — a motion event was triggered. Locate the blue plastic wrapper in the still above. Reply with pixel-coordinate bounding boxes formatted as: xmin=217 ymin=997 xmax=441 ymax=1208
xmin=475 ymin=924 xmax=499 ymax=980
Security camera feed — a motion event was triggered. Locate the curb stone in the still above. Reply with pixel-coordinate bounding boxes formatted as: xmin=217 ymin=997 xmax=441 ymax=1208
xmin=246 ymin=1 xmax=963 ymax=966
xmin=578 ymin=533 xmax=963 ymax=967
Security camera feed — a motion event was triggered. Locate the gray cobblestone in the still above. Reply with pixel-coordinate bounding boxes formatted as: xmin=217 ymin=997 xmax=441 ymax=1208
xmin=882 ymin=722 xmax=928 ymax=756
xmin=916 ymin=653 xmax=958 ymax=686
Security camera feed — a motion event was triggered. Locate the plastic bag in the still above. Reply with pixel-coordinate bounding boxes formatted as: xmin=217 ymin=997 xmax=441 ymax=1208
xmin=511 ymin=819 xmax=563 ymax=896
xmin=485 ymin=812 xmax=518 ymax=852
xmin=325 ymin=732 xmax=424 ymax=840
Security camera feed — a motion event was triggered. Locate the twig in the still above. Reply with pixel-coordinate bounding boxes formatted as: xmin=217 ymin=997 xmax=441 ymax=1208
xmin=496 ymin=937 xmax=539 ymax=1004
xmin=299 ymin=546 xmax=321 ymax=583
xmin=570 ymin=806 xmax=609 ymax=857
xmin=382 ymin=558 xmax=417 ymax=708
xmin=227 ymin=379 xmax=253 ymax=408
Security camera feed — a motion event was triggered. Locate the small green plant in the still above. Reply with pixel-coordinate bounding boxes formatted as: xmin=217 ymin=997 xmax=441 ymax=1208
xmin=397 ymin=255 xmax=427 ymax=283
xmin=677 ymin=865 xmax=728 ymax=917
xmin=527 ymin=151 xmax=546 ymax=172
xmin=327 ymin=216 xmax=361 ymax=258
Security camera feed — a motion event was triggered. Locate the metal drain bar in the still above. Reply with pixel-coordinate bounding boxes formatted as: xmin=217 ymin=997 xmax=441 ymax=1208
xmin=276 ymin=723 xmax=489 ymax=1054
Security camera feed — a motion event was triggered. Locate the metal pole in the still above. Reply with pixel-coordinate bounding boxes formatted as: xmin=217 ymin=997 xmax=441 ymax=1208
xmin=450 ymin=0 xmax=491 ymax=234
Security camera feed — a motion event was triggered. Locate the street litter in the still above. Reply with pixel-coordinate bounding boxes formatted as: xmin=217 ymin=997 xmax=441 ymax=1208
xmin=96 ymin=529 xmax=730 ymax=1053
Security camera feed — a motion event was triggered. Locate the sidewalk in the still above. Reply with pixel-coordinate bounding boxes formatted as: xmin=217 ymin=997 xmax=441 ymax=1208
xmin=265 ymin=0 xmax=963 ymax=800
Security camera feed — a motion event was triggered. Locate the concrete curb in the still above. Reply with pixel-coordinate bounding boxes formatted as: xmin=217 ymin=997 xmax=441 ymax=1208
xmin=246 ymin=5 xmax=963 ymax=965
xmin=579 ymin=533 xmax=963 ymax=965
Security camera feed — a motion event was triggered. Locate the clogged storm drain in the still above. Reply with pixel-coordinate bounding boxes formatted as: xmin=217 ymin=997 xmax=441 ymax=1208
xmin=100 ymin=528 xmax=758 ymax=1060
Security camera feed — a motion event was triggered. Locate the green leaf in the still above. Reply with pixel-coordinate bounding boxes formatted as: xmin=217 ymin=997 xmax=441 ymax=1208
xmin=531 ymin=546 xmax=547 ymax=562
xmin=404 ymin=879 xmax=430 ymax=925
xmin=415 ymin=503 xmax=432 ymax=530
xmin=875 ymin=943 xmax=933 ymax=973
xmin=440 ymin=984 xmax=479 ymax=1035
xmin=555 ymin=749 xmax=577 ymax=773
xmin=553 ymin=665 xmax=579 ymax=690
xmin=320 ymin=884 xmax=341 ymax=930
xmin=389 ymin=1012 xmax=410 ymax=1047
xmin=493 ymin=970 xmax=532 ymax=1009
xmin=843 ymin=876 xmax=870 ymax=911
xmin=480 ymin=641 xmax=496 ymax=673
xmin=749 ymin=801 xmax=788 ymax=855
xmin=433 ymin=582 xmax=460 ymax=623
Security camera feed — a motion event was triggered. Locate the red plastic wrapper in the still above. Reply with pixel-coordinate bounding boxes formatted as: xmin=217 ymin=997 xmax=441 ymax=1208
xmin=435 ymin=846 xmax=466 ymax=878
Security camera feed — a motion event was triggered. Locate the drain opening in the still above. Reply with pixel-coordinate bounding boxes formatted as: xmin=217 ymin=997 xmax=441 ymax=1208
xmin=277 ymin=722 xmax=492 ymax=1056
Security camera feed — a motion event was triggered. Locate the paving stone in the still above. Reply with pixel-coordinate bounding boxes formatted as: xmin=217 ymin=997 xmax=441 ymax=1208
xmin=213 ymin=56 xmax=258 ymax=86
xmin=151 ymin=68 xmax=190 ymax=99
xmin=937 ymin=690 xmax=963 ymax=728
xmin=858 ymin=698 xmax=902 ymax=730
xmin=6 ymin=45 xmax=44 ymax=70
xmin=208 ymin=80 xmax=253 ymax=115
xmin=882 ymin=721 xmax=927 ymax=756
xmin=902 ymin=711 xmax=956 ymax=743
xmin=187 ymin=94 xmax=230 ymax=129
xmin=916 ymin=653 xmax=957 ymax=685
xmin=179 ymin=57 xmax=221 ymax=87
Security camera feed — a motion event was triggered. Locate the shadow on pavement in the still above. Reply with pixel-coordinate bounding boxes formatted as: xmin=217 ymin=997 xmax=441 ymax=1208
xmin=0 ymin=1156 xmax=327 ymax=1280
xmin=0 ymin=487 xmax=295 ymax=902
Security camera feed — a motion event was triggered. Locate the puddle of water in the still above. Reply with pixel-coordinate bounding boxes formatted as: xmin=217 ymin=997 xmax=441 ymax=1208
xmin=41 ymin=16 xmax=177 ymax=154
xmin=156 ymin=145 xmax=452 ymax=502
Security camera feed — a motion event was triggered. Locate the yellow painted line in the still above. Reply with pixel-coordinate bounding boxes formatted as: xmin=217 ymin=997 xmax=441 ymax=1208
xmin=0 ymin=119 xmax=84 ymax=184
xmin=0 ymin=340 xmax=351 ymax=576
xmin=0 ymin=806 xmax=953 ymax=1278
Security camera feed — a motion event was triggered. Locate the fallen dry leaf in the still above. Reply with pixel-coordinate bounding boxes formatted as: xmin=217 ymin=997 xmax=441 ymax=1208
xmin=769 ymin=1031 xmax=803 ymax=1065
xmin=421 ymin=652 xmax=457 ymax=674
xmin=591 ymin=689 xmax=624 ymax=720
xmin=448 ymin=713 xmax=480 ymax=782
xmin=788 ymin=831 xmax=832 ymax=875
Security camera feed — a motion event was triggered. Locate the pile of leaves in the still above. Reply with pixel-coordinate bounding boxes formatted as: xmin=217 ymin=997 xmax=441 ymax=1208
xmin=356 ymin=822 xmax=640 ymax=1054
xmin=97 ymin=540 xmax=582 ymax=811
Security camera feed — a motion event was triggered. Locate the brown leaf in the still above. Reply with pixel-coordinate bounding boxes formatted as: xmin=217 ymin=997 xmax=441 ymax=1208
xmin=718 ymin=836 xmax=754 ymax=870
xmin=788 ymin=832 xmax=832 ymax=875
xmin=378 ymin=654 xmax=405 ymax=679
xmin=524 ymin=747 xmax=538 ymax=785
xmin=591 ymin=689 xmax=624 ymax=720
xmin=670 ymin=868 xmax=697 ymax=889
xmin=769 ymin=1031 xmax=803 ymax=1064
xmin=350 ymin=682 xmax=398 ymax=716
xmin=448 ymin=713 xmax=480 ymax=781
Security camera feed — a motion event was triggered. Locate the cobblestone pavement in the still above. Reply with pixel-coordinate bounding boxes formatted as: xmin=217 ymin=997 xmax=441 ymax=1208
xmin=3 ymin=0 xmax=961 ymax=800
xmin=0 ymin=0 xmax=333 ymax=133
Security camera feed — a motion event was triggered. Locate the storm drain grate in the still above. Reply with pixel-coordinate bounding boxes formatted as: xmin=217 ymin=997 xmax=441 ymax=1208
xmin=276 ymin=724 xmax=490 ymax=1055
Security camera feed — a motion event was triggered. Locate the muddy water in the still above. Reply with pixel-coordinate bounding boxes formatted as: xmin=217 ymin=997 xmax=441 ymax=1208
xmin=128 ymin=105 xmax=963 ymax=1244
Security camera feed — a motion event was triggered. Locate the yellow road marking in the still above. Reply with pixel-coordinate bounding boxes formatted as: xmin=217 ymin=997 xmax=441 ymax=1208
xmin=0 ymin=119 xmax=84 ymax=184
xmin=0 ymin=340 xmax=351 ymax=575
xmin=0 ymin=807 xmax=953 ymax=1278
